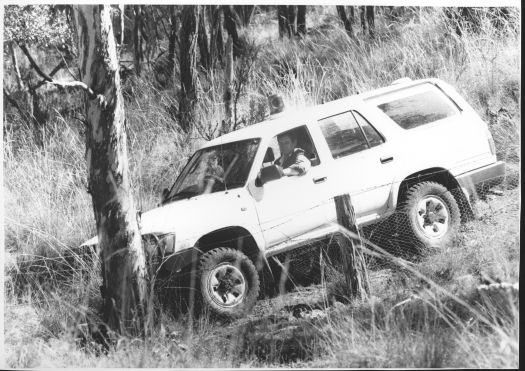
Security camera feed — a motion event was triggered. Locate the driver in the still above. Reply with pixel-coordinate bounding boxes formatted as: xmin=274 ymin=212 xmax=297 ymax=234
xmin=275 ymin=132 xmax=311 ymax=176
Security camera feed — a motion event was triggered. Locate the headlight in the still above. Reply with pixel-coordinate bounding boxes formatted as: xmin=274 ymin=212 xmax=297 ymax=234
xmin=142 ymin=234 xmax=160 ymax=256
xmin=142 ymin=233 xmax=176 ymax=258
xmin=158 ymin=233 xmax=176 ymax=256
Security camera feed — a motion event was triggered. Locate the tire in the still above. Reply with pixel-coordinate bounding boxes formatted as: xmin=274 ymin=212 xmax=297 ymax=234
xmin=198 ymin=247 xmax=260 ymax=320
xmin=400 ymin=181 xmax=461 ymax=251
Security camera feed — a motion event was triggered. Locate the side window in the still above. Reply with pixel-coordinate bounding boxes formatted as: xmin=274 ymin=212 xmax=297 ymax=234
xmin=373 ymin=85 xmax=459 ymax=129
xmin=352 ymin=111 xmax=385 ymax=148
xmin=263 ymin=125 xmax=320 ymax=168
xmin=318 ymin=112 xmax=368 ymax=159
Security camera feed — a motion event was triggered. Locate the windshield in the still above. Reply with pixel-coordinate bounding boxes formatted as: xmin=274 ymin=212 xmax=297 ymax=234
xmin=165 ymin=138 xmax=260 ymax=203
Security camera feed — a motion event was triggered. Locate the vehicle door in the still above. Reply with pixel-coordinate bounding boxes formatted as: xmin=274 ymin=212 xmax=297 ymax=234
xmin=248 ymin=125 xmax=332 ymax=247
xmin=316 ymin=110 xmax=396 ymax=224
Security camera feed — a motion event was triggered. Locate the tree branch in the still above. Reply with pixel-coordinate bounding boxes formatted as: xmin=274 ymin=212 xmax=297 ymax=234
xmin=18 ymin=43 xmax=105 ymax=103
xmin=54 ymin=45 xmax=80 ymax=80
xmin=18 ymin=44 xmax=55 ymax=83
xmin=33 ymin=61 xmax=66 ymax=90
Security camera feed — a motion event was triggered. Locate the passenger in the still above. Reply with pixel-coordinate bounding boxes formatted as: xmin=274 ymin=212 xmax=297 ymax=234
xmin=274 ymin=132 xmax=311 ymax=176
xmin=205 ymin=153 xmax=224 ymax=182
xmin=201 ymin=152 xmax=225 ymax=193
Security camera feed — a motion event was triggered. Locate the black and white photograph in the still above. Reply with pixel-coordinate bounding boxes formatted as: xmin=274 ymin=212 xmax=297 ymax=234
xmin=2 ymin=1 xmax=520 ymax=368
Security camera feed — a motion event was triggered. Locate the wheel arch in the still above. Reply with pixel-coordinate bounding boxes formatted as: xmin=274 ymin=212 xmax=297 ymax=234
xmin=394 ymin=167 xmax=467 ymax=209
xmin=195 ymin=226 xmax=264 ymax=270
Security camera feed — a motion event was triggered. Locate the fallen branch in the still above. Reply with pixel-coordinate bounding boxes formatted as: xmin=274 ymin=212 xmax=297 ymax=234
xmin=33 ymin=60 xmax=66 ymax=90
xmin=18 ymin=43 xmax=105 ymax=104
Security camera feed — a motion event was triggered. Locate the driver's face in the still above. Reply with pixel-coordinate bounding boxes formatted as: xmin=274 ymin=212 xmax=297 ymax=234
xmin=278 ymin=135 xmax=295 ymax=157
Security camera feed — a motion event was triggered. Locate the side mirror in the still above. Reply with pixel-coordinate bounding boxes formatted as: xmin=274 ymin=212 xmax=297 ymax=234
xmin=257 ymin=165 xmax=283 ymax=186
xmin=263 ymin=147 xmax=275 ymax=163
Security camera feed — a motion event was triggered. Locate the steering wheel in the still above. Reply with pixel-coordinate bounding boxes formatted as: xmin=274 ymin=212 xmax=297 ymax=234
xmin=203 ymin=174 xmax=225 ymax=191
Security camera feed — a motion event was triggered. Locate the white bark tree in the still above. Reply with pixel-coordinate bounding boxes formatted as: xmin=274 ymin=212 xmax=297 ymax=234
xmin=73 ymin=5 xmax=149 ymax=336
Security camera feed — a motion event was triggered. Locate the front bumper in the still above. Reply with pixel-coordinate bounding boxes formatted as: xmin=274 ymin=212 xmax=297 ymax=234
xmin=143 ymin=233 xmax=201 ymax=273
xmin=456 ymin=161 xmax=505 ymax=197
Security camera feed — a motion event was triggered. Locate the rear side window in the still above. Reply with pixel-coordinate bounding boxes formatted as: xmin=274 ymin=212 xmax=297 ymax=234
xmin=374 ymin=86 xmax=459 ymax=129
xmin=319 ymin=112 xmax=368 ymax=158
xmin=318 ymin=111 xmax=384 ymax=159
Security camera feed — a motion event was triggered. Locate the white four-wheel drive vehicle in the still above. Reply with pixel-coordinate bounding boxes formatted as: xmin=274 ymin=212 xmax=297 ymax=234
xmin=82 ymin=78 xmax=505 ymax=319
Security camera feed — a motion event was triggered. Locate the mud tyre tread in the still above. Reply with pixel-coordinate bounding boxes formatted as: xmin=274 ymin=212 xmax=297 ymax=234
xmin=197 ymin=247 xmax=260 ymax=320
xmin=400 ymin=181 xmax=461 ymax=252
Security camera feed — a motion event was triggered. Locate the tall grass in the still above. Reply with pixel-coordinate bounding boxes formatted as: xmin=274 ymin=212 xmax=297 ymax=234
xmin=3 ymin=6 xmax=520 ymax=368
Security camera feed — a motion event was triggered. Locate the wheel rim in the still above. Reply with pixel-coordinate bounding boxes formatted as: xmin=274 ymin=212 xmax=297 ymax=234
xmin=415 ymin=196 xmax=450 ymax=238
xmin=206 ymin=263 xmax=247 ymax=307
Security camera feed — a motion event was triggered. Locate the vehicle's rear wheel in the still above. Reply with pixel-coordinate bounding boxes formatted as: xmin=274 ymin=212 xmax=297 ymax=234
xmin=401 ymin=181 xmax=460 ymax=251
xmin=198 ymin=247 xmax=260 ymax=320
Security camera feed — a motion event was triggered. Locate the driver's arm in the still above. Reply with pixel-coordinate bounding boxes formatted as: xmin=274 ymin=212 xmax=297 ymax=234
xmin=283 ymin=150 xmax=311 ymax=176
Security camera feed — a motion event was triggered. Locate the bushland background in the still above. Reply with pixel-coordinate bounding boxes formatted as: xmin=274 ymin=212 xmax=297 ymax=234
xmin=3 ymin=5 xmax=520 ymax=368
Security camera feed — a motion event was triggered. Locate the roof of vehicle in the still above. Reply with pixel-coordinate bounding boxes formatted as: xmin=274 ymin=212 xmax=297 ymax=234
xmin=202 ymin=78 xmax=444 ymax=149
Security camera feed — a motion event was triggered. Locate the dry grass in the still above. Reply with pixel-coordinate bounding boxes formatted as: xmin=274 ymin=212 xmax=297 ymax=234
xmin=3 ymin=6 xmax=520 ymax=368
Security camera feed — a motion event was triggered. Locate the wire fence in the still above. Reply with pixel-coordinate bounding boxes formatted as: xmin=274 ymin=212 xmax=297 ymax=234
xmin=266 ymin=171 xmax=514 ymax=287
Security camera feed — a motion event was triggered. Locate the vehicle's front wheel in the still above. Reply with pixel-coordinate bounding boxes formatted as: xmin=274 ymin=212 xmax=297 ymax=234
xmin=401 ymin=181 xmax=460 ymax=250
xmin=198 ymin=247 xmax=260 ymax=320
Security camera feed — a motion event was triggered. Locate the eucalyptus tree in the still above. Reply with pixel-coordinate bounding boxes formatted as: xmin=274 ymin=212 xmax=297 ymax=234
xmin=73 ymin=4 xmax=149 ymax=336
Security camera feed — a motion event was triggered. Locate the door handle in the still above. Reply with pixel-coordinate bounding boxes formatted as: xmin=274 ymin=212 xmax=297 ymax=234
xmin=313 ymin=176 xmax=327 ymax=184
xmin=380 ymin=156 xmax=394 ymax=164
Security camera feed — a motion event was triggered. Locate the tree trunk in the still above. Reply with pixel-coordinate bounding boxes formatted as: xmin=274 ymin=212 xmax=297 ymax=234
xmin=297 ymin=6 xmax=306 ymax=36
xmin=360 ymin=6 xmax=367 ymax=34
xmin=179 ymin=5 xmax=199 ymax=133
xmin=277 ymin=6 xmax=288 ymax=38
xmin=7 ymin=42 xmax=35 ymax=136
xmin=334 ymin=194 xmax=370 ymax=300
xmin=167 ymin=5 xmax=177 ymax=80
xmin=9 ymin=42 xmax=24 ymax=91
xmin=140 ymin=7 xmax=152 ymax=66
xmin=366 ymin=6 xmax=375 ymax=38
xmin=349 ymin=6 xmax=355 ymax=25
xmin=119 ymin=5 xmax=124 ymax=50
xmin=234 ymin=5 xmax=255 ymax=27
xmin=29 ymin=86 xmax=48 ymax=129
xmin=197 ymin=6 xmax=211 ymax=71
xmin=74 ymin=5 xmax=149 ymax=336
xmin=210 ymin=5 xmax=224 ymax=67
xmin=336 ymin=6 xmax=354 ymax=38
xmin=287 ymin=6 xmax=297 ymax=36
xmin=223 ymin=5 xmax=241 ymax=57
xmin=222 ymin=35 xmax=234 ymax=134
xmin=133 ymin=5 xmax=143 ymax=75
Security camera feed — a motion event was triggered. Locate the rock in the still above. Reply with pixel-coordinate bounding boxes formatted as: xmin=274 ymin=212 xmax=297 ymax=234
xmin=234 ymin=314 xmax=323 ymax=363
xmin=300 ymin=309 xmax=326 ymax=319
xmin=488 ymin=189 xmax=504 ymax=196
